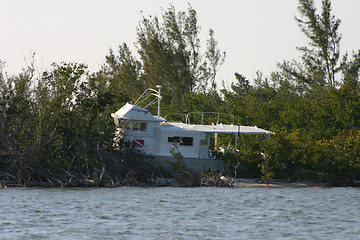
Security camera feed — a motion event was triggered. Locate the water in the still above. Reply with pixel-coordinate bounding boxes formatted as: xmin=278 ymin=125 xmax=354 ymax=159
xmin=1 ymin=187 xmax=359 ymax=240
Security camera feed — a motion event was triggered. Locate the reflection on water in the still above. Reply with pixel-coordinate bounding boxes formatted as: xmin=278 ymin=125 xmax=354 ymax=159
xmin=1 ymin=187 xmax=359 ymax=239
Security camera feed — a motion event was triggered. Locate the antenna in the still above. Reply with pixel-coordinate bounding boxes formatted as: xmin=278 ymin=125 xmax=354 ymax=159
xmin=156 ymin=85 xmax=162 ymax=117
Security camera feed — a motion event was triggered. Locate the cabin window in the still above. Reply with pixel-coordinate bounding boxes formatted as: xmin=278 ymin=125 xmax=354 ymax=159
xmin=181 ymin=137 xmax=193 ymax=146
xmin=200 ymin=134 xmax=210 ymax=146
xmin=168 ymin=136 xmax=181 ymax=143
xmin=133 ymin=122 xmax=140 ymax=131
xmin=127 ymin=121 xmax=147 ymax=131
xmin=140 ymin=123 xmax=147 ymax=131
xmin=168 ymin=136 xmax=193 ymax=146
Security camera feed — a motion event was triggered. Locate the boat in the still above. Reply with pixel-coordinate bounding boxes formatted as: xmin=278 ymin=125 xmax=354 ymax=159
xmin=111 ymin=86 xmax=274 ymax=172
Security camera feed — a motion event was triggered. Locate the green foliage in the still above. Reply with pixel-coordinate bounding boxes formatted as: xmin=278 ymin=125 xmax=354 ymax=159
xmin=231 ymin=73 xmax=251 ymax=95
xmin=203 ymin=29 xmax=226 ymax=91
xmin=100 ymin=44 xmax=144 ymax=101
xmin=98 ymin=4 xmax=225 ymax=111
xmin=278 ymin=0 xmax=342 ymax=90
xmin=226 ymin=151 xmax=262 ymax=178
xmin=137 ymin=5 xmax=192 ymax=98
xmin=0 ymin=61 xmax=131 ymax=186
xmin=169 ymin=143 xmax=187 ymax=171
xmin=221 ymin=0 xmax=360 ymax=183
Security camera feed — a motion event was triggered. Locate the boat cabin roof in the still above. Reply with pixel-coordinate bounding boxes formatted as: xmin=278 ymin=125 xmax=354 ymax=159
xmin=111 ymin=103 xmax=274 ymax=136
xmin=161 ymin=122 xmax=273 ymax=135
xmin=111 ymin=102 xmax=166 ymax=122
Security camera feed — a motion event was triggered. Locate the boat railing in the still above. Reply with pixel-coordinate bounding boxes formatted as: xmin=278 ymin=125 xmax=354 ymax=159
xmin=164 ymin=112 xmax=235 ymax=125
xmin=164 ymin=113 xmax=188 ymax=123
xmin=185 ymin=112 xmax=235 ymax=125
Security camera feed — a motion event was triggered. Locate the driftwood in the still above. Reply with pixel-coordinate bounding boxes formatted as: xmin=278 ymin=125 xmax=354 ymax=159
xmin=0 ymin=143 xmax=244 ymax=189
xmin=201 ymin=175 xmax=234 ymax=187
xmin=0 ymin=146 xmax=162 ymax=188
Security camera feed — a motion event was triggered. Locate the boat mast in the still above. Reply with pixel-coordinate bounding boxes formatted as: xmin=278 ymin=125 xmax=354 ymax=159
xmin=156 ymin=85 xmax=162 ymax=117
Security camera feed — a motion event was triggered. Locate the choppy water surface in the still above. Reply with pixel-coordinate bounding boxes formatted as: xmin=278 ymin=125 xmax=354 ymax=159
xmin=1 ymin=187 xmax=359 ymax=239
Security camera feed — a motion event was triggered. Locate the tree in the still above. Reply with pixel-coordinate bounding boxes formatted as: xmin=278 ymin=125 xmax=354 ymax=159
xmin=231 ymin=72 xmax=251 ymax=95
xmin=0 ymin=60 xmax=5 ymax=95
xmin=0 ymin=60 xmax=38 ymax=184
xmin=341 ymin=50 xmax=360 ymax=86
xmin=331 ymin=51 xmax=360 ymax=130
xmin=204 ymin=29 xmax=226 ymax=91
xmin=136 ymin=5 xmax=193 ymax=102
xmin=99 ymin=4 xmax=226 ymax=110
xmin=33 ymin=63 xmax=87 ymax=164
xmin=278 ymin=0 xmax=342 ymax=89
xmin=101 ymin=44 xmax=144 ymax=102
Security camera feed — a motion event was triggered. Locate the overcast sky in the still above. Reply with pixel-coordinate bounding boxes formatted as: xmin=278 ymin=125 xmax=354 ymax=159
xmin=1 ymin=0 xmax=359 ymax=88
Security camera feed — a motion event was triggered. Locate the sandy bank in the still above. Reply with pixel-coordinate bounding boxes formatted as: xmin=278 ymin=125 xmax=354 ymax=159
xmin=153 ymin=177 xmax=333 ymax=188
xmin=232 ymin=178 xmax=331 ymax=188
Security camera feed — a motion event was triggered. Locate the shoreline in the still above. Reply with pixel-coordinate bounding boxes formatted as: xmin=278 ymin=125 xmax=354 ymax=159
xmin=153 ymin=177 xmax=342 ymax=188
xmin=231 ymin=178 xmax=332 ymax=188
xmin=1 ymin=177 xmax=357 ymax=189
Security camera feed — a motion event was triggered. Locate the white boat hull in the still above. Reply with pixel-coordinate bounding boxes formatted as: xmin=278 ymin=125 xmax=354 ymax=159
xmin=144 ymin=154 xmax=226 ymax=173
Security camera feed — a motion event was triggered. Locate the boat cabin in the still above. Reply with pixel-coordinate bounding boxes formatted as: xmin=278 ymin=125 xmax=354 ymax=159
xmin=111 ymin=103 xmax=273 ymax=159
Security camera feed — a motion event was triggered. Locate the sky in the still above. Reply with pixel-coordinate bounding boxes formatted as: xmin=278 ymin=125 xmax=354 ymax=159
xmin=1 ymin=0 xmax=360 ymax=88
